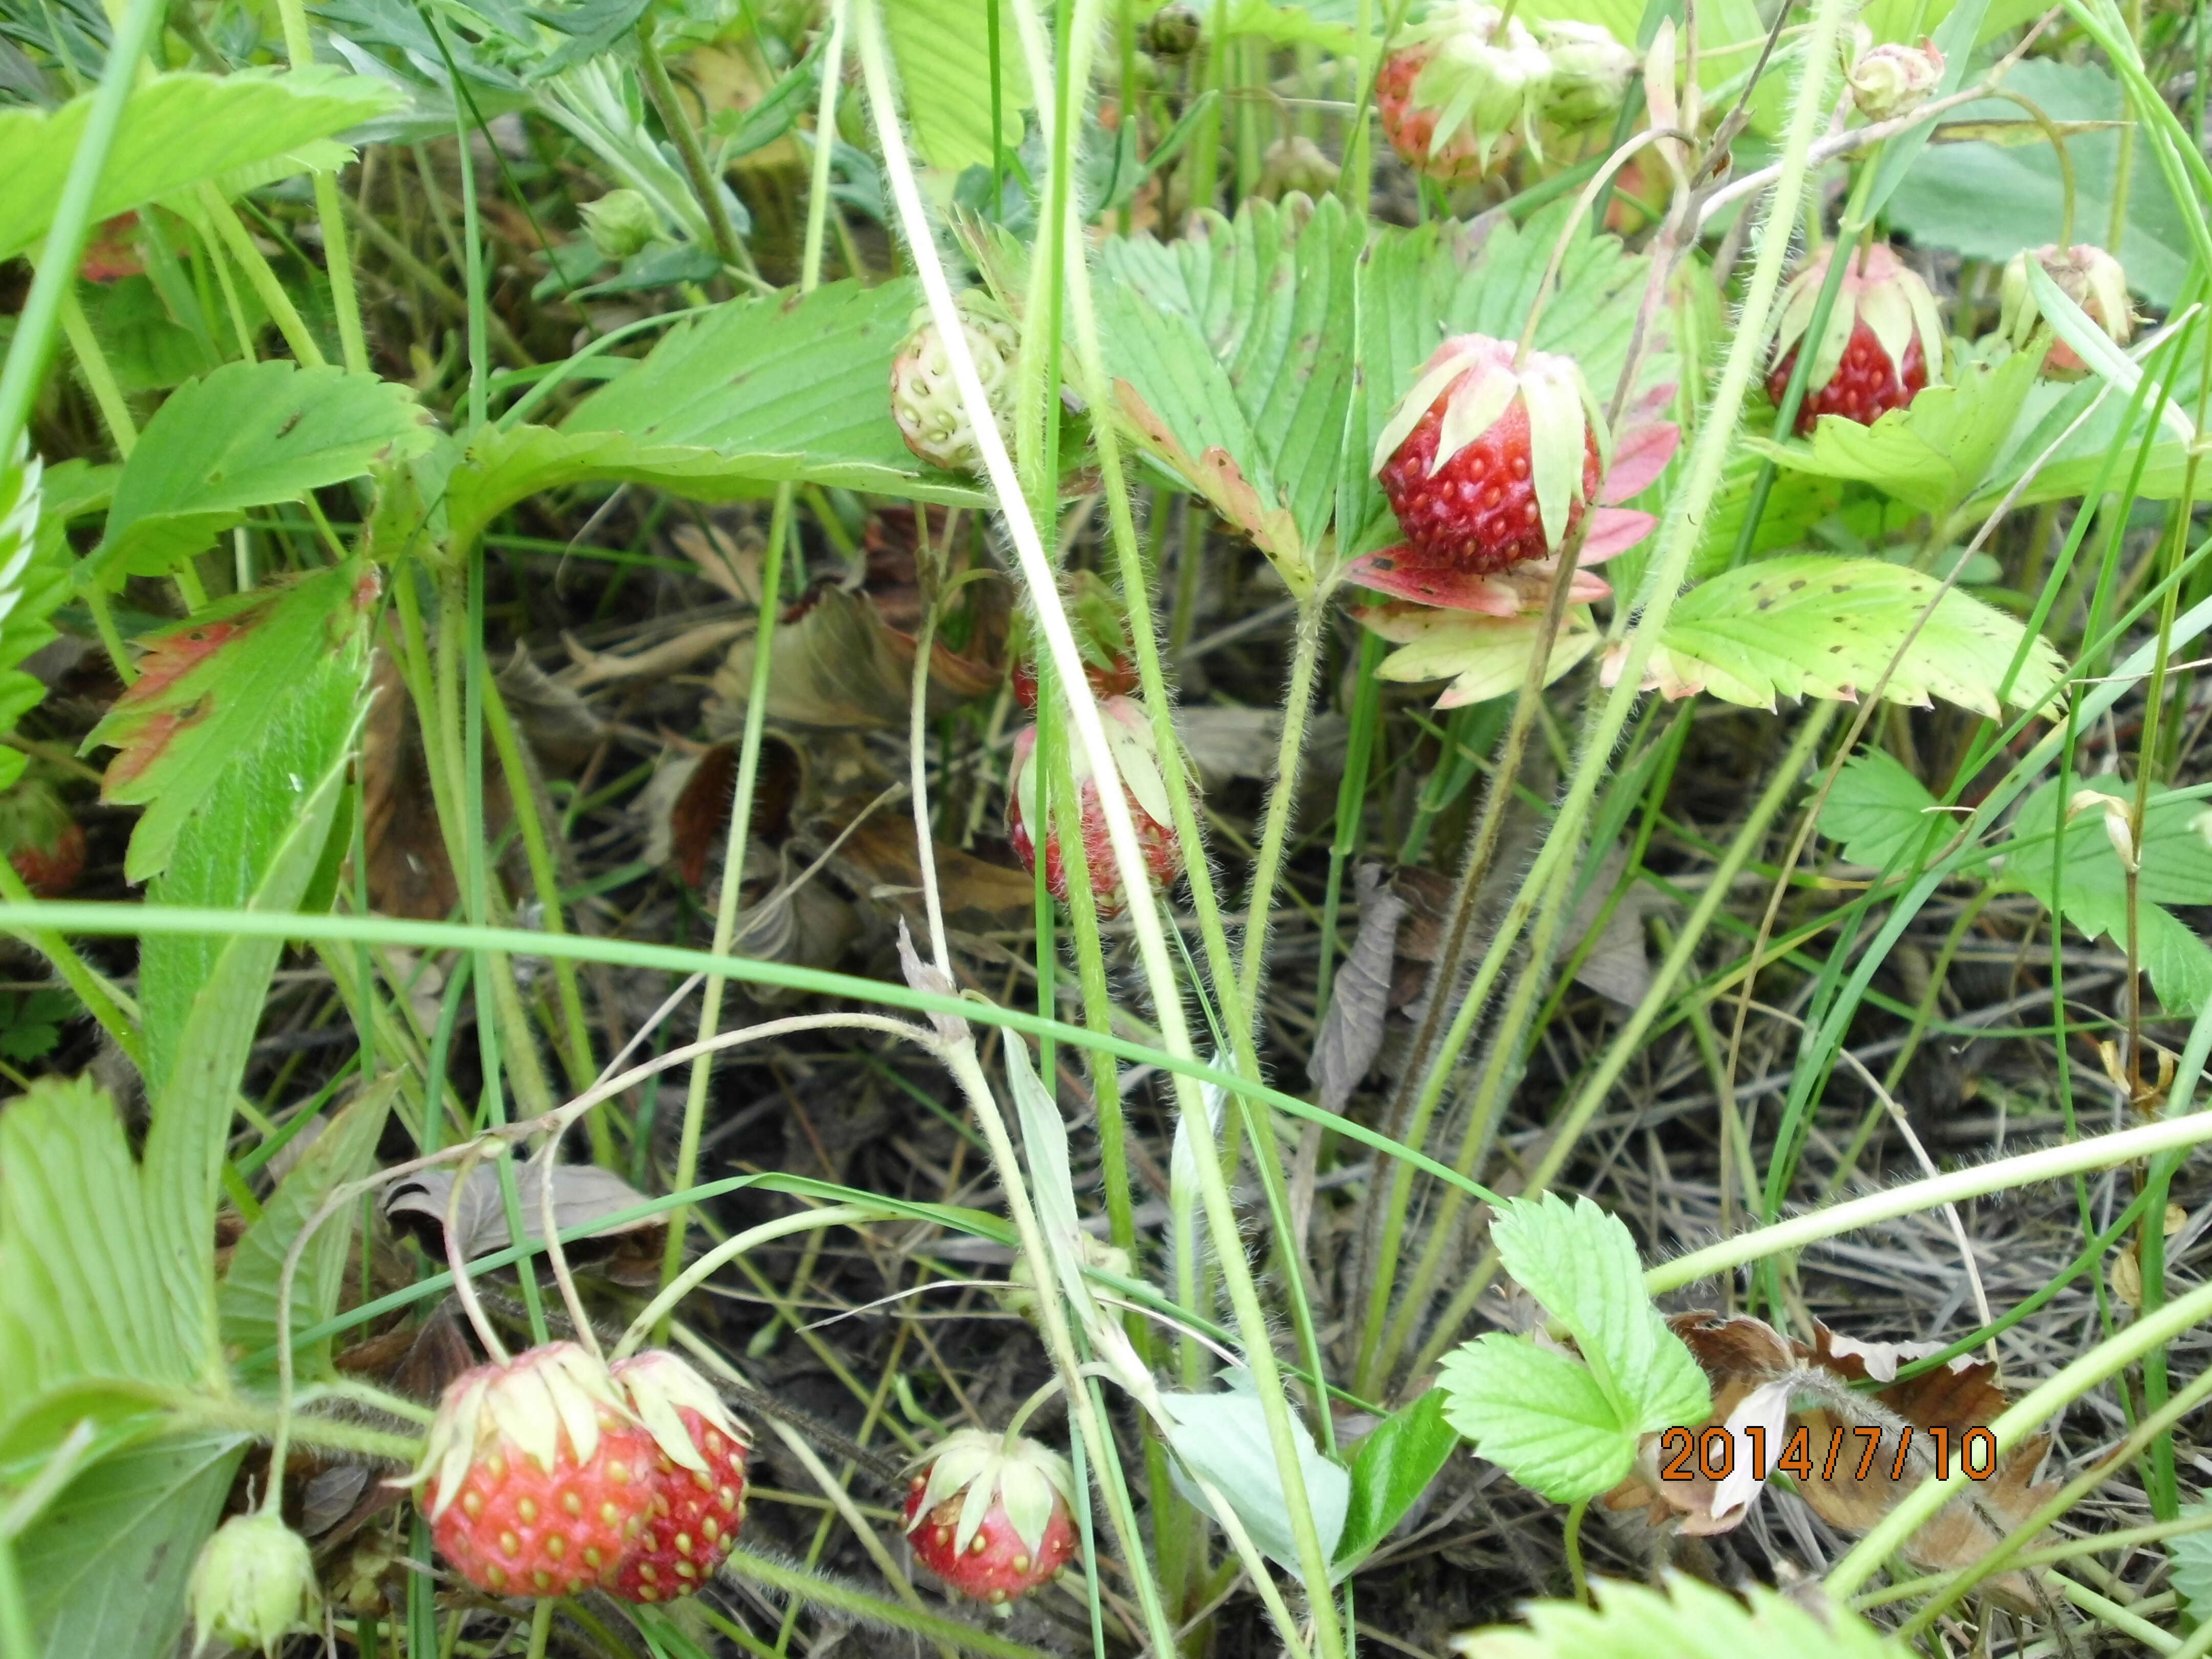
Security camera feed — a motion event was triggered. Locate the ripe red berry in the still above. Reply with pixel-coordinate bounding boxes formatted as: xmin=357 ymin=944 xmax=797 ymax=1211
xmin=608 ymin=1351 xmax=753 ymax=1603
xmin=1371 ymin=334 xmax=1607 ymax=582
xmin=1009 ymin=653 xmax=1141 ymax=713
xmin=1768 ymin=322 xmax=1927 ymax=435
xmin=1375 ymin=4 xmax=1552 ymax=182
xmin=409 ymin=1343 xmax=661 ymax=1599
xmin=1767 ymin=243 xmax=1943 ymax=436
xmin=1007 ymin=696 xmax=1188 ymax=915
xmin=903 ymin=1431 xmax=1079 ymax=1607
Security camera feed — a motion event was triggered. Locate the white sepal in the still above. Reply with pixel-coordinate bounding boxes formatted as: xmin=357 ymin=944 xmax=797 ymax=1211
xmin=1430 ymin=367 xmax=1518 ymax=477
xmin=1518 ymin=366 xmax=1588 ymax=551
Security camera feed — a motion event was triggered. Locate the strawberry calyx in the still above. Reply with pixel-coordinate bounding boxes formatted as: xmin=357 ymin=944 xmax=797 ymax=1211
xmin=1766 ymin=243 xmax=1945 ymax=431
xmin=404 ymin=1342 xmax=635 ymax=1519
xmin=1379 ymin=3 xmax=1552 ymax=179
xmin=903 ymin=1429 xmax=1079 ymax=1606
xmin=2000 ymin=243 xmax=2134 ymax=379
xmin=1007 ymin=695 xmax=1188 ymax=913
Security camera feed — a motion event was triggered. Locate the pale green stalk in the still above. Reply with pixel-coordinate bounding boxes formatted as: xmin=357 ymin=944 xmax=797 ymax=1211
xmin=656 ymin=3 xmax=844 ymax=1308
xmin=267 ymin=0 xmax=367 ymax=373
xmin=1405 ymin=703 xmax=1843 ymax=1377
xmin=860 ymin=5 xmax=1346 ymax=1648
xmin=726 ymin=1547 xmax=1058 ymax=1659
xmin=1235 ymin=601 xmax=1327 ymax=1014
xmin=1646 ymin=1109 xmax=2212 ymax=1294
xmin=198 ymin=186 xmax=326 ymax=368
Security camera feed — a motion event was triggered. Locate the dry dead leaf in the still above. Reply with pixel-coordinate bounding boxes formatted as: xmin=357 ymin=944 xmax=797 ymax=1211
xmin=382 ymin=1162 xmax=664 ymax=1282
xmin=1310 ymin=864 xmax=1409 ymax=1112
xmin=496 ymin=644 xmax=605 ymax=768
xmin=670 ymin=519 xmax=763 ymax=603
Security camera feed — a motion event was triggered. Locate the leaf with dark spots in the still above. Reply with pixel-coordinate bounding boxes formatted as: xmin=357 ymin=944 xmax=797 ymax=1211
xmin=86 ymin=359 xmax=431 ymax=585
xmin=87 ymin=561 xmax=376 ymax=882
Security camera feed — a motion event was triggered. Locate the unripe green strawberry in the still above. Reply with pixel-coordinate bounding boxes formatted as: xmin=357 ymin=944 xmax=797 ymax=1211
xmin=1534 ymin=20 xmax=1636 ymax=129
xmin=581 ymin=189 xmax=660 ymax=259
xmin=1842 ymin=30 xmax=1943 ymax=123
xmin=2000 ymin=243 xmax=2133 ymax=379
xmin=903 ymin=1430 xmax=1079 ymax=1607
xmin=405 ymin=1342 xmax=660 ymax=1598
xmin=1008 ymin=695 xmax=1189 ymax=914
xmin=1766 ymin=243 xmax=1944 ymax=434
xmin=890 ymin=289 xmax=1020 ymax=475
xmin=1377 ymin=3 xmax=1552 ymax=182
xmin=188 ymin=1512 xmax=321 ymax=1654
xmin=608 ymin=1350 xmax=753 ymax=1602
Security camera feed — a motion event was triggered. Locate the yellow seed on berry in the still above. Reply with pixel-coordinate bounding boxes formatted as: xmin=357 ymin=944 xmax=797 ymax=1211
xmin=692 ymin=1469 xmax=711 ymax=1491
xmin=677 ymin=1562 xmax=697 ymax=1580
xmin=608 ymin=1460 xmax=631 ymax=1483
xmin=988 ymin=1589 xmax=1007 ymax=1605
xmin=461 ymin=1491 xmax=484 ymax=1519
xmin=639 ymin=1565 xmax=658 ymax=1585
xmin=516 ymin=1497 xmax=538 ymax=1523
xmin=562 ymin=1492 xmax=584 ymax=1517
xmin=718 ymin=1485 xmax=738 ymax=1510
xmin=601 ymin=1502 xmax=620 ymax=1526
xmin=584 ymin=1548 xmax=603 ymax=1569
xmin=485 ymin=1454 xmax=505 ymax=1479
xmin=701 ymin=1519 xmax=720 ymax=1542
xmin=934 ymin=1527 xmax=950 ymax=1548
xmin=675 ymin=1533 xmax=692 ymax=1555
xmin=486 ymin=1566 xmax=508 ymax=1590
xmin=1012 ymin=1554 xmax=1030 ymax=1573
xmin=533 ymin=1570 xmax=551 ymax=1591
xmin=499 ymin=1530 xmax=520 ymax=1557
xmin=545 ymin=1535 xmax=566 ymax=1560
xmin=970 ymin=1536 xmax=988 ymax=1556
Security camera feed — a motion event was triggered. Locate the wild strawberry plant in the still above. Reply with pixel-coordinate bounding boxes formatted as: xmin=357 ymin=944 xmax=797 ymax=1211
xmin=1 ymin=0 xmax=2210 ymax=1653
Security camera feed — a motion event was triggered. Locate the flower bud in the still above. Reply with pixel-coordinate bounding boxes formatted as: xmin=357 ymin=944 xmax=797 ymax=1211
xmin=1843 ymin=33 xmax=1943 ymax=122
xmin=1143 ymin=3 xmax=1201 ymax=57
xmin=581 ymin=189 xmax=660 ymax=260
xmin=1536 ymin=20 xmax=1637 ymax=128
xmin=2000 ymin=243 xmax=2134 ymax=378
xmin=189 ymin=1513 xmax=322 ymax=1654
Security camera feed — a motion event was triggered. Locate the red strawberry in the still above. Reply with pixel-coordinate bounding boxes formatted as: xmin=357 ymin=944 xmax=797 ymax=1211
xmin=407 ymin=1342 xmax=660 ymax=1598
xmin=1372 ymin=334 xmax=1606 ymax=578
xmin=1010 ymin=654 xmax=1140 ymax=713
xmin=1377 ymin=4 xmax=1552 ymax=182
xmin=1766 ymin=243 xmax=1943 ymax=435
xmin=0 ymin=777 xmax=85 ymax=897
xmin=903 ymin=1431 xmax=1079 ymax=1607
xmin=2000 ymin=243 xmax=2133 ymax=380
xmin=1008 ymin=695 xmax=1188 ymax=915
xmin=608 ymin=1350 xmax=753 ymax=1603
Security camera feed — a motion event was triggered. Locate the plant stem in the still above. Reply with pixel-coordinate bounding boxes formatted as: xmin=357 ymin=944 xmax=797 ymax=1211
xmin=1563 ymin=1497 xmax=1590 ymax=1606
xmin=198 ymin=186 xmax=326 ymax=368
xmin=726 ymin=1546 xmax=1059 ymax=1659
xmin=1234 ymin=598 xmax=1325 ymax=1015
xmin=635 ymin=15 xmax=752 ymax=278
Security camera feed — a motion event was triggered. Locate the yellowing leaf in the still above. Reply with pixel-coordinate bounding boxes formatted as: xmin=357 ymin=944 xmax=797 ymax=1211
xmin=1630 ymin=555 xmax=2065 ymax=718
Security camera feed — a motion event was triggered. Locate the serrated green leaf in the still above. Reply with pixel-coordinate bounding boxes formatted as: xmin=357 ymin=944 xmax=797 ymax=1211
xmin=1752 ymin=345 xmax=2043 ymax=516
xmin=1455 ymin=1575 xmax=1913 ymax=1658
xmin=1436 ymin=1334 xmax=1634 ymax=1502
xmin=1648 ymin=555 xmax=2066 ymax=718
xmin=1490 ymin=1196 xmax=1710 ymax=1434
xmin=1819 ymin=750 xmax=1945 ymax=868
xmin=1160 ymin=1382 xmax=1350 ymax=1570
xmin=0 ymin=1079 xmax=200 ymax=1455
xmin=0 ymin=441 xmax=68 ymax=795
xmin=1218 ymin=0 xmax=1358 ymax=49
xmin=881 ymin=0 xmax=1031 ymax=175
xmin=1096 ymin=195 xmax=1364 ymax=589
xmin=1886 ymin=59 xmax=2195 ymax=309
xmin=87 ymin=563 xmax=375 ymax=885
xmin=1990 ymin=779 xmax=2212 ymax=1013
xmin=0 ymin=70 xmax=401 ymax=263
xmin=16 ymin=1430 xmax=248 ymax=1659
xmin=219 ymin=1078 xmax=398 ymax=1373
xmin=560 ymin=280 xmax=986 ymax=516
xmin=1334 ymin=1389 xmax=1458 ymax=1572
xmin=86 ymin=361 xmax=431 ymax=584
xmin=2168 ymin=1504 xmax=2212 ymax=1614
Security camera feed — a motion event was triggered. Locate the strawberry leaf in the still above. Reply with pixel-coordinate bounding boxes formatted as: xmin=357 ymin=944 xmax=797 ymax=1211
xmin=87 ymin=562 xmax=376 ymax=884
xmin=881 ymin=0 xmax=1032 ymax=175
xmin=1819 ymin=749 xmax=1947 ymax=868
xmin=1439 ymin=1196 xmax=1709 ymax=1505
xmin=0 ymin=1077 xmax=202 ymax=1457
xmin=218 ymin=1078 xmax=397 ymax=1374
xmin=561 ymin=279 xmax=989 ymax=512
xmin=1456 ymin=1576 xmax=1913 ymax=1658
xmin=0 ymin=440 xmax=69 ymax=794
xmin=14 ymin=1429 xmax=248 ymax=1659
xmin=1638 ymin=555 xmax=2066 ymax=717
xmin=0 ymin=69 xmax=400 ymax=263
xmin=1160 ymin=1379 xmax=1350 ymax=1570
xmin=87 ymin=361 xmax=431 ymax=585
xmin=1749 ymin=343 xmax=2043 ymax=516
xmin=1333 ymin=1390 xmax=1459 ymax=1572
xmin=1990 ymin=778 xmax=2212 ymax=1013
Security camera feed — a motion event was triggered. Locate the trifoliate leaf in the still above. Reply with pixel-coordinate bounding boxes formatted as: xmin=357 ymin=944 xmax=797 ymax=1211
xmin=1990 ymin=778 xmax=2212 ymax=1013
xmin=1819 ymin=749 xmax=1947 ymax=869
xmin=2168 ymin=1504 xmax=2212 ymax=1614
xmin=1636 ymin=555 xmax=2065 ymax=718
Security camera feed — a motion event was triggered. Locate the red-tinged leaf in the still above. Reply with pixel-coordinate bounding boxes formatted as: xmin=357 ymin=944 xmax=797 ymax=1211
xmin=87 ymin=563 xmax=377 ymax=883
xmin=1345 ymin=544 xmax=1611 ymax=614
